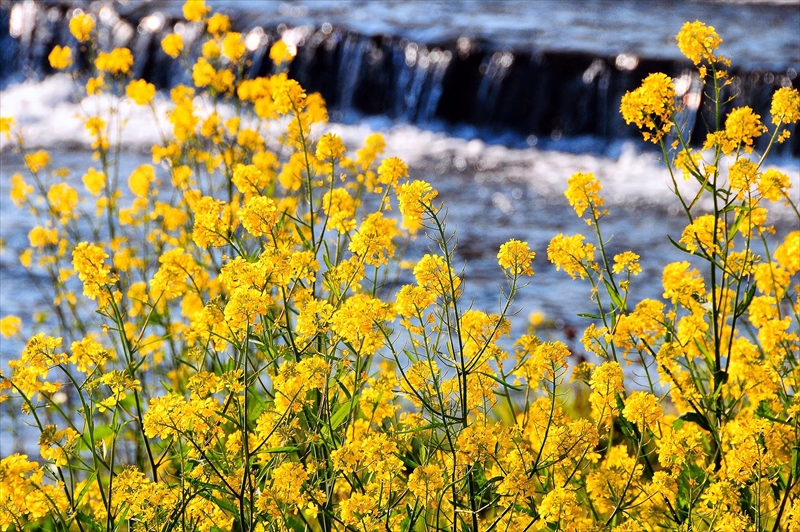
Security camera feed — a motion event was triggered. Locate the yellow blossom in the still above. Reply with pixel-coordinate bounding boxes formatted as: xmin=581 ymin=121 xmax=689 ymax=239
xmin=96 ymin=48 xmax=134 ymax=75
xmin=620 ymin=72 xmax=676 ymax=142
xmin=547 ymin=233 xmax=596 ymax=279
xmin=612 ymin=251 xmax=642 ymax=275
xmin=161 ymin=33 xmax=184 ymax=58
xmin=348 ymin=212 xmax=399 ymax=266
xmin=758 ymin=168 xmax=791 ymax=202
xmin=396 ymin=180 xmax=437 ymax=234
xmin=128 ymin=164 xmax=156 ymax=198
xmin=316 ymin=132 xmax=346 ymax=160
xmin=82 ymin=168 xmax=106 ymax=196
xmin=377 ymin=156 xmax=409 ymax=187
xmin=497 ymin=239 xmax=535 ymax=276
xmin=0 ymin=315 xmax=22 ymax=338
xmin=770 ymin=86 xmax=800 ymax=125
xmin=72 ymin=242 xmax=114 ymax=304
xmin=269 ymin=40 xmax=295 ymax=66
xmin=622 ymin=391 xmax=662 ymax=430
xmin=25 ymin=150 xmax=50 ymax=173
xmin=10 ymin=173 xmax=33 ymax=206
xmin=206 ymin=13 xmax=230 ymax=36
xmin=565 ymin=171 xmax=604 ymax=218
xmin=183 ymin=0 xmax=210 ymax=22
xmin=676 ymin=20 xmax=722 ymax=65
xmin=221 ymin=32 xmax=246 ymax=62
xmin=69 ymin=13 xmax=95 ymax=42
xmin=0 ymin=116 xmax=13 ymax=139
xmin=126 ymin=79 xmax=156 ymax=105
xmin=48 ymin=45 xmax=73 ymax=69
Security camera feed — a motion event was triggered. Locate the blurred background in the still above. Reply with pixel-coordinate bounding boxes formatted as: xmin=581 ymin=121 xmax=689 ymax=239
xmin=0 ymin=0 xmax=798 ymax=376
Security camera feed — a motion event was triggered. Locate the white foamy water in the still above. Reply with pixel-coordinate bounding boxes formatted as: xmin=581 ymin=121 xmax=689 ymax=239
xmin=162 ymin=0 xmax=800 ymax=71
xmin=3 ymin=75 xmax=798 ymax=210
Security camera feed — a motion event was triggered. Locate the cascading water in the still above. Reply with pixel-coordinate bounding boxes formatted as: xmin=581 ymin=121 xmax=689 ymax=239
xmin=1 ymin=0 xmax=797 ymax=155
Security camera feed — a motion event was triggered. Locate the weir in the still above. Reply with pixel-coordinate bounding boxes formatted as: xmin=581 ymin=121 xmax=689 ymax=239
xmin=1 ymin=0 xmax=798 ymax=156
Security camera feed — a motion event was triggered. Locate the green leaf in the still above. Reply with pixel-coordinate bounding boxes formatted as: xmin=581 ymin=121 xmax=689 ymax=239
xmin=263 ymin=446 xmax=299 ymax=454
xmin=577 ymin=313 xmax=601 ymax=319
xmin=329 ymin=397 xmax=356 ymax=431
xmin=396 ymin=422 xmax=444 ymax=434
xmin=604 ymin=280 xmax=624 ymax=310
xmin=792 ymin=446 xmax=800 ymax=479
xmin=678 ymin=411 xmax=712 ymax=432
xmin=76 ymin=511 xmax=103 ymax=532
xmin=667 ymin=234 xmax=689 ymax=253
xmin=734 ymin=283 xmax=757 ymax=319
xmin=476 ymin=371 xmax=523 ymax=391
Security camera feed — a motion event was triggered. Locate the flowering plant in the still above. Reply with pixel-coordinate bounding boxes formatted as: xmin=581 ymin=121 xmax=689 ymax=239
xmin=1 ymin=6 xmax=799 ymax=531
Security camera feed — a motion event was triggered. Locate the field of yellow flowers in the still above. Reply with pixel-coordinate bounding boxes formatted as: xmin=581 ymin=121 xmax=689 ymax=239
xmin=1 ymin=2 xmax=799 ymax=531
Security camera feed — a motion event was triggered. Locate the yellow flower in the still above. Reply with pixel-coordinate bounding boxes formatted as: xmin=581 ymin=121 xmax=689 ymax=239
xmin=82 ymin=168 xmax=106 ymax=196
xmin=348 ymin=212 xmax=399 ymax=266
xmin=775 ymin=231 xmax=800 ymax=274
xmin=192 ymin=57 xmax=215 ymax=87
xmin=497 ymin=239 xmax=535 ymax=276
xmin=728 ymin=158 xmax=758 ymax=199
xmin=564 ymin=171 xmax=604 ymax=218
xmin=0 ymin=116 xmax=13 ymax=139
xmin=589 ymin=361 xmax=624 ymax=423
xmin=322 ymin=188 xmax=357 ymax=232
xmin=206 ymin=13 xmax=230 ymax=36
xmin=662 ymin=261 xmax=705 ymax=306
xmin=680 ymin=214 xmax=722 ymax=255
xmin=620 ymin=72 xmax=676 ymax=143
xmin=271 ymin=75 xmax=306 ymax=115
xmin=28 ymin=226 xmax=58 ymax=249
xmin=161 ymin=33 xmax=184 ymax=58
xmin=47 ymin=183 xmax=79 ymax=222
xmin=69 ymin=337 xmax=110 ymax=373
xmin=721 ymin=106 xmax=766 ymax=154
xmin=191 ymin=196 xmax=229 ymax=248
xmin=414 ymin=253 xmax=460 ymax=294
xmin=238 ymin=196 xmax=278 ymax=237
xmin=10 ymin=173 xmax=33 ymax=207
xmin=221 ymin=32 xmax=246 ymax=62
xmin=24 ymin=150 xmax=50 ymax=173
xmin=612 ymin=251 xmax=642 ymax=275
xmin=183 ymin=0 xmax=210 ymax=22
xmin=330 ymin=294 xmax=393 ymax=355
xmin=125 ymin=79 xmax=156 ymax=105
xmin=377 ymin=156 xmax=409 ymax=187
xmin=316 ymin=132 xmax=346 ymax=160
xmin=539 ymin=487 xmax=582 ymax=527
xmin=69 ymin=13 xmax=95 ymax=42
xmin=269 ymin=40 xmax=295 ymax=66
xmin=96 ymin=48 xmax=134 ymax=75
xmin=771 ymin=87 xmax=800 ymax=125
xmin=396 ymin=179 xmax=438 ymax=234
xmin=676 ymin=20 xmax=722 ymax=65
xmin=72 ymin=242 xmax=114 ymax=304
xmin=129 ymin=164 xmax=155 ymax=198
xmin=48 ymin=45 xmax=73 ymax=69
xmin=0 ymin=315 xmax=22 ymax=338
xmin=547 ymin=233 xmax=596 ymax=279
xmin=86 ymin=74 xmax=105 ymax=95
xmin=201 ymin=39 xmax=221 ymax=59
xmin=622 ymin=391 xmax=662 ymax=429
xmin=758 ymin=168 xmax=791 ymax=202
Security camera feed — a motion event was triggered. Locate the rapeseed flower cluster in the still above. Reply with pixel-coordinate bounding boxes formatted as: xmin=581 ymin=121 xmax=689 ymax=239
xmin=1 ymin=9 xmax=798 ymax=532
